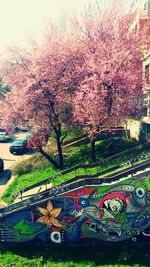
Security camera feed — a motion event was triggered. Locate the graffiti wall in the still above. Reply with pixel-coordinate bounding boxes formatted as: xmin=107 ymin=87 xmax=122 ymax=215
xmin=0 ymin=177 xmax=150 ymax=246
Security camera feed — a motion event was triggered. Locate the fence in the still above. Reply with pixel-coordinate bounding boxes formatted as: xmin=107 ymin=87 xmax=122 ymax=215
xmin=1 ymin=159 xmax=150 ymax=217
xmin=62 ymin=128 xmax=126 ymax=148
xmin=13 ymin=141 xmax=150 ymax=197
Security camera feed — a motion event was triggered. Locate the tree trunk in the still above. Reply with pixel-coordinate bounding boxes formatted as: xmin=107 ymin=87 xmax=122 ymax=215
xmin=107 ymin=85 xmax=113 ymax=115
xmin=90 ymin=138 xmax=96 ymax=161
xmin=54 ymin=125 xmax=64 ymax=169
xmin=56 ymin=137 xmax=63 ymax=168
xmin=38 ymin=147 xmax=60 ymax=169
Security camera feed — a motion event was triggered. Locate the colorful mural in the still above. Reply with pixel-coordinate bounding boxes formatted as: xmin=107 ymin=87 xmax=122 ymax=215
xmin=0 ymin=177 xmax=149 ymax=246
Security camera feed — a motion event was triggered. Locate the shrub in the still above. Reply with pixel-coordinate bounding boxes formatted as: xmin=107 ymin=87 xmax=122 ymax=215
xmin=12 ymin=161 xmax=33 ymax=176
xmin=12 ymin=152 xmax=54 ymax=176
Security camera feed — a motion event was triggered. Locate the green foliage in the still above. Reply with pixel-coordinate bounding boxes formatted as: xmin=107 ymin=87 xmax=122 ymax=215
xmin=0 ymin=243 xmax=149 ymax=267
xmin=12 ymin=161 xmax=33 ymax=176
xmin=62 ymin=125 xmax=85 ymax=142
xmin=50 ymin=125 xmax=85 ymax=145
xmin=12 ymin=138 xmax=139 ymax=177
xmin=2 ymin=138 xmax=150 ymax=204
xmin=12 ymin=153 xmax=54 ymax=176
xmin=65 ymin=139 xmax=139 ymax=167
xmin=143 ymin=177 xmax=150 ymax=190
xmin=0 ymin=78 xmax=11 ymax=99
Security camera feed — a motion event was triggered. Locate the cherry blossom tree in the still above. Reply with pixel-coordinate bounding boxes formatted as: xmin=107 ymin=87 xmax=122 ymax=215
xmin=0 ymin=0 xmax=149 ymax=165
xmin=0 ymin=79 xmax=10 ymax=99
xmin=0 ymin=29 xmax=76 ymax=169
xmin=72 ymin=1 xmax=149 ymax=160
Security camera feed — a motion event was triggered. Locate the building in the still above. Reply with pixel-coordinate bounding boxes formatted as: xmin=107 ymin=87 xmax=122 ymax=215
xmin=127 ymin=0 xmax=150 ymax=141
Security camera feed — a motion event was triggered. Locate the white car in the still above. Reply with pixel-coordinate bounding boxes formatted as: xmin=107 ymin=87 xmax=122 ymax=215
xmin=0 ymin=132 xmax=12 ymax=142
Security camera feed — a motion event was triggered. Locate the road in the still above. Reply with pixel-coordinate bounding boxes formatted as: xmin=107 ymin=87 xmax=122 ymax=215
xmin=0 ymin=132 xmax=33 ymax=202
xmin=0 ymin=132 xmax=31 ymax=170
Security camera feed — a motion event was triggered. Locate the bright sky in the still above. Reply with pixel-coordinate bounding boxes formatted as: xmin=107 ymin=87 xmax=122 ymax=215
xmin=0 ymin=0 xmax=90 ymax=52
xmin=0 ymin=0 xmax=132 ymax=53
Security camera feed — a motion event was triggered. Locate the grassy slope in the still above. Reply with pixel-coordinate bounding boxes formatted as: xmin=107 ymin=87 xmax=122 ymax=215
xmin=2 ymin=168 xmax=58 ymax=204
xmin=2 ymin=141 xmax=150 ymax=204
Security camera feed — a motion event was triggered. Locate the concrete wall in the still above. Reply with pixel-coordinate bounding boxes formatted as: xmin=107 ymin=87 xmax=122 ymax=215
xmin=127 ymin=119 xmax=141 ymax=140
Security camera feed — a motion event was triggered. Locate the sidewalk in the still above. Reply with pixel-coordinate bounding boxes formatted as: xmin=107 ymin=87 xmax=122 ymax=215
xmin=13 ymin=182 xmax=52 ymax=203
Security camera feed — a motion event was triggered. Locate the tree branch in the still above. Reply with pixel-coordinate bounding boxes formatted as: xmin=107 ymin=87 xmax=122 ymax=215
xmin=60 ymin=133 xmax=67 ymax=144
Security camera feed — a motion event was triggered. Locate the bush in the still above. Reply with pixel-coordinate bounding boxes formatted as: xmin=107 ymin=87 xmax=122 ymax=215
xmin=12 ymin=152 xmax=52 ymax=176
xmin=28 ymin=152 xmax=51 ymax=171
xmin=12 ymin=161 xmax=33 ymax=176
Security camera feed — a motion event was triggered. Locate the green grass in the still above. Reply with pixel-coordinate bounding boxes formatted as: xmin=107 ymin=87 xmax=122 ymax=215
xmin=2 ymin=142 xmax=150 ymax=204
xmin=12 ymin=139 xmax=139 ymax=177
xmin=64 ymin=139 xmax=139 ymax=168
xmin=12 ymin=152 xmax=55 ymax=176
xmin=2 ymin=152 xmax=150 ymax=204
xmin=0 ymin=242 xmax=149 ymax=267
xmin=53 ymin=149 xmax=150 ymax=186
xmin=2 ymin=168 xmax=58 ymax=204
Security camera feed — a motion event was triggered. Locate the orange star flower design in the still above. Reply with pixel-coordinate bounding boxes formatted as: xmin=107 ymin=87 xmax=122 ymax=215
xmin=37 ymin=200 xmax=63 ymax=228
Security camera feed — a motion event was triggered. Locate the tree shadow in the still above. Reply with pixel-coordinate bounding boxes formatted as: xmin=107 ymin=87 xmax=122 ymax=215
xmin=0 ymin=169 xmax=12 ymax=185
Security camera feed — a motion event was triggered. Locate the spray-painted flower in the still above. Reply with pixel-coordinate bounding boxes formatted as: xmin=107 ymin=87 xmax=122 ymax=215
xmin=37 ymin=200 xmax=62 ymax=228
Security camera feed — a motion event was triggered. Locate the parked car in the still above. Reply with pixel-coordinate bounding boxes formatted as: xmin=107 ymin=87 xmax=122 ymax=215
xmin=18 ymin=125 xmax=29 ymax=132
xmin=9 ymin=140 xmax=28 ymax=155
xmin=0 ymin=127 xmax=15 ymax=134
xmin=0 ymin=131 xmax=12 ymax=142
xmin=6 ymin=127 xmax=17 ymax=134
xmin=0 ymin=158 xmax=4 ymax=173
xmin=0 ymin=128 xmax=6 ymax=132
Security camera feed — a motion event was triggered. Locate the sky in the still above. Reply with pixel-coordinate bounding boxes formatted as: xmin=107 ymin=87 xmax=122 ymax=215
xmin=0 ymin=0 xmax=89 ymax=52
xmin=0 ymin=0 xmax=132 ymax=53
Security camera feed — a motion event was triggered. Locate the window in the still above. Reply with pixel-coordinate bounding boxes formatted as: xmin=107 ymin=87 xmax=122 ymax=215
xmin=145 ymin=64 xmax=149 ymax=83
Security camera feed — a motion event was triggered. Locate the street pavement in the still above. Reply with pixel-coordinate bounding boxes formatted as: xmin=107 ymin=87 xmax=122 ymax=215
xmin=0 ymin=132 xmax=31 ymax=170
xmin=0 ymin=132 xmax=32 ymax=202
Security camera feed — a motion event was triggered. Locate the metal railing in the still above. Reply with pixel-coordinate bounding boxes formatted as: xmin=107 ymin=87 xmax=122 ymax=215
xmin=13 ymin=141 xmax=150 ymax=197
xmin=0 ymin=159 xmax=150 ymax=217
